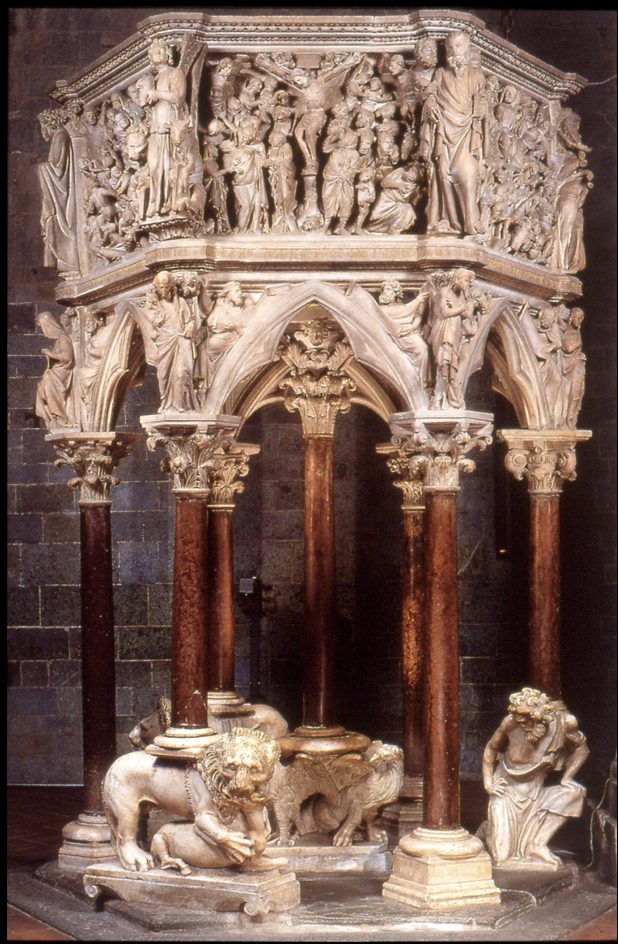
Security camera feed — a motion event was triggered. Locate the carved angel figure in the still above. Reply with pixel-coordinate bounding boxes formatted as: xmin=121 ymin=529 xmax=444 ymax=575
xmin=35 ymin=311 xmax=77 ymax=429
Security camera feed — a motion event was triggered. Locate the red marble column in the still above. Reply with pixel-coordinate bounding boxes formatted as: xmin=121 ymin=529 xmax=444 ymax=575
xmin=207 ymin=505 xmax=236 ymax=693
xmin=422 ymin=490 xmax=460 ymax=829
xmin=303 ymin=435 xmax=336 ymax=727
xmin=171 ymin=496 xmax=209 ymax=727
xmin=402 ymin=507 xmax=426 ymax=778
xmin=80 ymin=502 xmax=116 ymax=814
xmin=529 ymin=493 xmax=562 ymax=699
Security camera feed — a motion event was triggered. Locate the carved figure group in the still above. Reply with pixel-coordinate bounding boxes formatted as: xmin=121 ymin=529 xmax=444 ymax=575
xmin=38 ymin=30 xmax=592 ymax=274
xmin=481 ymin=688 xmax=589 ymax=870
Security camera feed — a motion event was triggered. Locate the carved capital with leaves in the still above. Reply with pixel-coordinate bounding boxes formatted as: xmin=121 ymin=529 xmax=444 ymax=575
xmin=389 ymin=412 xmax=494 ymax=491
xmin=278 ymin=321 xmax=357 ymax=437
xmin=50 ymin=434 xmax=138 ymax=502
xmin=498 ymin=429 xmax=592 ymax=495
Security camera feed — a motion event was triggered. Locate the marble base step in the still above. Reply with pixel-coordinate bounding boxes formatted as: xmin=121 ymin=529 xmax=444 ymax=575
xmin=264 ymin=833 xmax=392 ymax=874
xmin=84 ymin=858 xmax=300 ymax=917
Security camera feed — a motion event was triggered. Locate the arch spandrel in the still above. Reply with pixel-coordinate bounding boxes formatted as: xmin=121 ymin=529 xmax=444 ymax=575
xmin=202 ymin=280 xmax=430 ymax=418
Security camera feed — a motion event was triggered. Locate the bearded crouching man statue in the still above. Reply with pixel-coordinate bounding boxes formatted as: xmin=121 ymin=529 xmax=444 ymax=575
xmin=480 ymin=688 xmax=589 ymax=870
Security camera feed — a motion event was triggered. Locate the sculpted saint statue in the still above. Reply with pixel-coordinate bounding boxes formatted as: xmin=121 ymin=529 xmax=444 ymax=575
xmin=141 ymin=39 xmax=188 ymax=218
xmin=220 ymin=120 xmax=268 ymax=233
xmin=419 ymin=31 xmax=488 ymax=236
xmin=481 ymin=688 xmax=589 ymax=870
xmin=149 ymin=270 xmax=198 ymax=413
xmin=35 ymin=311 xmax=76 ymax=429
xmin=426 ymin=268 xmax=481 ymax=409
xmin=37 ymin=110 xmax=79 ymax=277
xmin=560 ymin=307 xmax=586 ymax=429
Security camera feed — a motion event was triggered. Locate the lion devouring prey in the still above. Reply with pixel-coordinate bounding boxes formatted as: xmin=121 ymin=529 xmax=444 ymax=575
xmin=103 ymin=728 xmax=288 ymax=874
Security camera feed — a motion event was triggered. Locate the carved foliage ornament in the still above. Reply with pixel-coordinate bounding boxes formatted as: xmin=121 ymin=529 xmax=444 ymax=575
xmin=392 ymin=419 xmax=493 ymax=490
xmin=504 ymin=443 xmax=577 ymax=494
xmin=146 ymin=430 xmax=251 ymax=502
xmin=52 ymin=438 xmax=134 ymax=501
xmin=278 ymin=320 xmax=357 ymax=436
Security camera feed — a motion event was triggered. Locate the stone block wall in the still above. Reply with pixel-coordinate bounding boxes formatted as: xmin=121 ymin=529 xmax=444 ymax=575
xmin=8 ymin=9 xmax=616 ymax=789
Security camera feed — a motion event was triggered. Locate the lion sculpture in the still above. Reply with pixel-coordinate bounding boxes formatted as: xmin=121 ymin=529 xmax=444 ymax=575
xmin=103 ymin=728 xmax=287 ymax=874
xmin=269 ymin=740 xmax=404 ymax=847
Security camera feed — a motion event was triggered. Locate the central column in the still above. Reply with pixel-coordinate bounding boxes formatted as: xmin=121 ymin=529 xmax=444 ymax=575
xmin=303 ymin=434 xmax=336 ymax=726
xmin=383 ymin=411 xmax=500 ymax=910
xmin=276 ymin=319 xmax=369 ymax=757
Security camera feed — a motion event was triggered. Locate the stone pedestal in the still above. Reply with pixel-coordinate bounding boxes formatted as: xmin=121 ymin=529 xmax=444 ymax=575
xmin=265 ymin=835 xmax=391 ymax=874
xmin=58 ymin=813 xmax=116 ymax=871
xmin=381 ymin=775 xmax=424 ymax=834
xmin=383 ymin=827 xmax=500 ymax=910
xmin=84 ymin=860 xmax=301 ymax=917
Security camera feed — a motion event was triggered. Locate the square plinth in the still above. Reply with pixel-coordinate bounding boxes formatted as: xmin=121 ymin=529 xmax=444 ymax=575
xmin=383 ymin=849 xmax=502 ymax=910
xmin=84 ymin=859 xmax=300 ymax=917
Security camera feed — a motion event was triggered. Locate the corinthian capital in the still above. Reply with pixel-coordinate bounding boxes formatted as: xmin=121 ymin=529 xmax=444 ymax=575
xmin=498 ymin=429 xmax=592 ymax=495
xmin=376 ymin=442 xmax=427 ymax=510
xmin=47 ymin=432 xmax=140 ymax=502
xmin=388 ymin=410 xmax=494 ymax=491
xmin=278 ymin=320 xmax=357 ymax=437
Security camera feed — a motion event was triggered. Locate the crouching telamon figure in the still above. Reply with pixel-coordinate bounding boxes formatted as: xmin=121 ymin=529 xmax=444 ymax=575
xmin=480 ymin=687 xmax=589 ymax=870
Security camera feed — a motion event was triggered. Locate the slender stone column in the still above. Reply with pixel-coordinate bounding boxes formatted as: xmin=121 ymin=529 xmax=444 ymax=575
xmin=171 ymin=493 xmax=210 ymax=726
xmin=144 ymin=417 xmax=260 ymax=738
xmin=498 ymin=429 xmax=592 ymax=699
xmin=277 ymin=320 xmax=368 ymax=757
xmin=383 ymin=411 xmax=500 ymax=910
xmin=377 ymin=441 xmax=426 ymax=829
xmin=48 ymin=432 xmax=138 ymax=869
xmin=206 ymin=441 xmax=258 ymax=713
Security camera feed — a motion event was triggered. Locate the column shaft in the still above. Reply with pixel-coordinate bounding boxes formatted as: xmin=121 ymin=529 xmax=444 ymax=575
xmin=402 ymin=507 xmax=425 ymax=777
xmin=171 ymin=497 xmax=209 ymax=726
xmin=80 ymin=502 xmax=116 ymax=814
xmin=207 ymin=506 xmax=236 ymax=693
xmin=303 ymin=435 xmax=336 ymax=726
xmin=529 ymin=494 xmax=561 ymax=698
xmin=423 ymin=490 xmax=460 ymax=829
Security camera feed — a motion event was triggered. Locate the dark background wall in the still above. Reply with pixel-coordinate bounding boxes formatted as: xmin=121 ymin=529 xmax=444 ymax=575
xmin=8 ymin=9 xmax=616 ymax=793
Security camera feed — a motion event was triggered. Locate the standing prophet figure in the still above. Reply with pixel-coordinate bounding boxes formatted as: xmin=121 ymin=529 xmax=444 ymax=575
xmin=142 ymin=38 xmax=188 ymax=218
xmin=420 ymin=31 xmax=488 ymax=236
xmin=35 ymin=311 xmax=76 ymax=429
xmin=149 ymin=270 xmax=198 ymax=413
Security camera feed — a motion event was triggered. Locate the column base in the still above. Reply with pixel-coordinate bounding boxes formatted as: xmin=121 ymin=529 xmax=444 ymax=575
xmin=146 ymin=725 xmax=219 ymax=760
xmin=278 ymin=725 xmax=370 ymax=758
xmin=383 ymin=827 xmax=501 ymax=910
xmin=207 ymin=691 xmax=253 ymax=730
xmin=381 ymin=775 xmax=424 ymax=833
xmin=58 ymin=813 xmax=116 ymax=871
